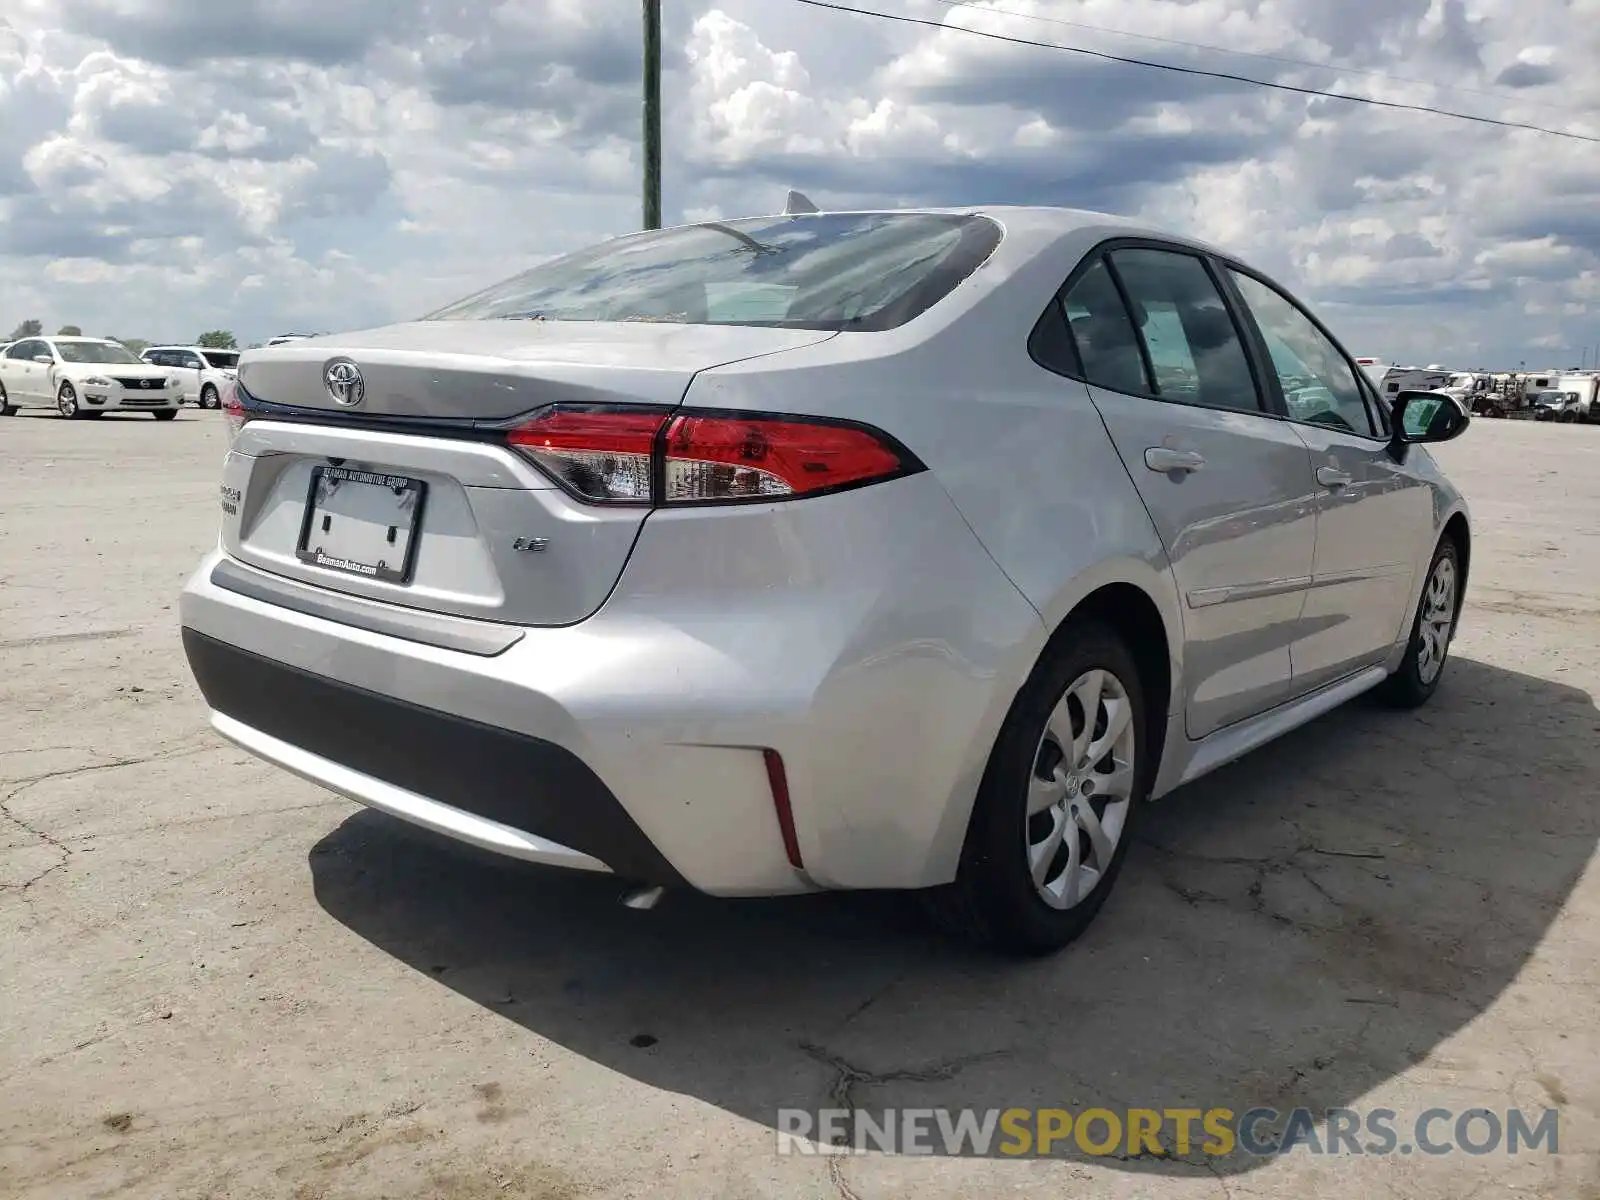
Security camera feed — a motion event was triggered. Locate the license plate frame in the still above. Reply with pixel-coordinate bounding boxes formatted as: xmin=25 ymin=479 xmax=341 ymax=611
xmin=295 ymin=464 xmax=428 ymax=584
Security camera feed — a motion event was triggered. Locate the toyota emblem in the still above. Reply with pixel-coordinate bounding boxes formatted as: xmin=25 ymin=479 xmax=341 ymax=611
xmin=323 ymin=358 xmax=365 ymax=407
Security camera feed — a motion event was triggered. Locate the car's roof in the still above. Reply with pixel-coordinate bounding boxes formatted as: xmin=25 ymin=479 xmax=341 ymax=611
xmin=726 ymin=203 xmax=1162 ymax=233
xmin=145 ymin=344 xmax=213 ymax=350
xmin=45 ymin=335 xmax=120 ymax=343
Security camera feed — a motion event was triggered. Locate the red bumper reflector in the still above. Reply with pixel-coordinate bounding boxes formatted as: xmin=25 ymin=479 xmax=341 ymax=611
xmin=763 ymin=748 xmax=803 ymax=871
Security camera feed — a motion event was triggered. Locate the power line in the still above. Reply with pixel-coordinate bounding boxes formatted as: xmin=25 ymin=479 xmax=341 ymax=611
xmin=923 ymin=0 xmax=1586 ymax=118
xmin=786 ymin=0 xmax=1600 ymax=145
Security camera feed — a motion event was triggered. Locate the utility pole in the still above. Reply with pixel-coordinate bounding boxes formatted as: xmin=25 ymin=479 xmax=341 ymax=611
xmin=642 ymin=0 xmax=662 ymax=230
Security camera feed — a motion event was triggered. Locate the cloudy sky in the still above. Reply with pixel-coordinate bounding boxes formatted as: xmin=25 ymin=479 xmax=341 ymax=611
xmin=1 ymin=0 xmax=1596 ymax=365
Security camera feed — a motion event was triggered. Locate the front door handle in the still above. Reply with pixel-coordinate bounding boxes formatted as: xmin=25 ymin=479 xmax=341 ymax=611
xmin=1145 ymin=447 xmax=1206 ymax=474
xmin=1316 ymin=466 xmax=1352 ymax=489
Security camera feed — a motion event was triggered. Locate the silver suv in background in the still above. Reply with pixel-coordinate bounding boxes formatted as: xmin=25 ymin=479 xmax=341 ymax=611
xmin=141 ymin=345 xmax=239 ymax=409
xmin=180 ymin=205 xmax=1472 ymax=955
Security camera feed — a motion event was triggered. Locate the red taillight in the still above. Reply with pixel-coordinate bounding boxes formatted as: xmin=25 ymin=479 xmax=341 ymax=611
xmin=662 ymin=414 xmax=907 ymax=502
xmin=505 ymin=406 xmax=917 ymax=505
xmin=221 ymin=379 xmax=249 ymax=437
xmin=506 ymin=407 xmax=666 ymax=503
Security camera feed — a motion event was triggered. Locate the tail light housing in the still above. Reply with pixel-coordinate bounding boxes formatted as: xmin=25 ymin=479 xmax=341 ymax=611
xmin=505 ymin=405 xmax=921 ymax=506
xmin=506 ymin=407 xmax=661 ymax=503
xmin=221 ymin=378 xmax=250 ymax=437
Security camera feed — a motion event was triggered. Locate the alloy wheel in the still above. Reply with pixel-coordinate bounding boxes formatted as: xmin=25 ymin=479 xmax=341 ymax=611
xmin=57 ymin=385 xmax=77 ymax=418
xmin=1026 ymin=668 xmax=1137 ymax=910
xmin=1416 ymin=554 xmax=1457 ymax=685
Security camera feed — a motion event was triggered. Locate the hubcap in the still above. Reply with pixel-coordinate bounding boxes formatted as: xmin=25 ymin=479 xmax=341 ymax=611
xmin=1026 ymin=669 xmax=1136 ymax=910
xmin=1416 ymin=555 xmax=1457 ymax=685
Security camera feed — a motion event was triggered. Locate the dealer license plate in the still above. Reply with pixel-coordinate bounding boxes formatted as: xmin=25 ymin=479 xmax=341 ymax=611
xmin=295 ymin=465 xmax=427 ymax=584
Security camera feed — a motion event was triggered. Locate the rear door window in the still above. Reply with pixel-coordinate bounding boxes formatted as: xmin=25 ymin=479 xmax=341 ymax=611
xmin=1059 ymin=259 xmax=1149 ymax=395
xmin=1104 ymin=248 xmax=1263 ymax=412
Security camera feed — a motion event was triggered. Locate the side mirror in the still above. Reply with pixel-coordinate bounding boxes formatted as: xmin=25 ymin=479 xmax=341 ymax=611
xmin=1388 ymin=390 xmax=1468 ymax=458
xmin=33 ymin=354 xmax=52 ymax=365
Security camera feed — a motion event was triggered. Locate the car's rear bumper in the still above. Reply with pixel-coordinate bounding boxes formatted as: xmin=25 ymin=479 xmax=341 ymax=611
xmin=178 ymin=473 xmax=1046 ymax=895
xmin=184 ymin=628 xmax=683 ymax=885
xmin=180 ymin=554 xmax=806 ymax=895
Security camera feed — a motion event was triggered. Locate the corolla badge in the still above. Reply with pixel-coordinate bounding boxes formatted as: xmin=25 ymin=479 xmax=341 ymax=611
xmin=323 ymin=357 xmax=365 ymax=407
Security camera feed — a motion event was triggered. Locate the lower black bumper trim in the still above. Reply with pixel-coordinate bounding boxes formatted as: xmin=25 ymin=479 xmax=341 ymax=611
xmin=182 ymin=628 xmax=685 ymax=888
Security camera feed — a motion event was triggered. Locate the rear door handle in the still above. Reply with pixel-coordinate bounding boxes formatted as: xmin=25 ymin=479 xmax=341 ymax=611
xmin=1316 ymin=466 xmax=1352 ymax=488
xmin=1144 ymin=448 xmax=1205 ymax=474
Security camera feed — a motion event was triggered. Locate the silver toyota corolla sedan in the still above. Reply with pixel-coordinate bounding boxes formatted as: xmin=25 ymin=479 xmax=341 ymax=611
xmin=179 ymin=205 xmax=1471 ymax=955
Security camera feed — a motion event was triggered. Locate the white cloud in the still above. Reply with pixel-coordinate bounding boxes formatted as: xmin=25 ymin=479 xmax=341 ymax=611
xmin=0 ymin=0 xmax=1597 ymax=365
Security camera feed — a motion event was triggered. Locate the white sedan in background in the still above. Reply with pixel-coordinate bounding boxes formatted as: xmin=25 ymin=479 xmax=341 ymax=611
xmin=0 ymin=336 xmax=183 ymax=419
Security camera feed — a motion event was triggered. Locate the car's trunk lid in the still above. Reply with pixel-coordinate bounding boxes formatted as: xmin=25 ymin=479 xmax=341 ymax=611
xmin=222 ymin=321 xmax=836 ymax=631
xmin=237 ymin=320 xmax=837 ymax=420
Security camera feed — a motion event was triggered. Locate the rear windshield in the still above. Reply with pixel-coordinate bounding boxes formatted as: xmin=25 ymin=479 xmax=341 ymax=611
xmin=423 ymin=213 xmax=1003 ymax=332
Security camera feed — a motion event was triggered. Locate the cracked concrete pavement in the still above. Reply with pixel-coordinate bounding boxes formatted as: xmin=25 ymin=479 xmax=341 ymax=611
xmin=2 ymin=410 xmax=1598 ymax=1199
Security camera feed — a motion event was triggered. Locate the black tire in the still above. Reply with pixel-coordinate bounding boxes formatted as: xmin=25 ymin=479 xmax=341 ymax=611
xmin=57 ymin=382 xmax=80 ymax=419
xmin=154 ymin=409 xmax=178 ymax=421
xmin=924 ymin=619 xmax=1152 ymax=956
xmin=200 ymin=384 xmax=219 ymax=410
xmin=1375 ymin=536 xmax=1461 ymax=709
xmin=0 ymin=380 xmax=13 ymax=415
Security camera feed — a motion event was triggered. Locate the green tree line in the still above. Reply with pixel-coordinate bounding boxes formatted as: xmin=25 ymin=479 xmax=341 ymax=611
xmin=6 ymin=320 xmax=239 ymax=354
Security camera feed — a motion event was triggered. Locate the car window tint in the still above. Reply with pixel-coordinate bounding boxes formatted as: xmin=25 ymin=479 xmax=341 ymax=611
xmin=6 ymin=340 xmax=35 ymax=359
xmin=1028 ymin=296 xmax=1082 ymax=377
xmin=423 ymin=213 xmax=1002 ymax=333
xmin=1360 ymin=373 xmax=1391 ymax=436
xmin=1107 ymin=248 xmax=1261 ymax=412
xmin=1060 ymin=259 xmax=1149 ymax=395
xmin=1228 ymin=271 xmax=1374 ymax=436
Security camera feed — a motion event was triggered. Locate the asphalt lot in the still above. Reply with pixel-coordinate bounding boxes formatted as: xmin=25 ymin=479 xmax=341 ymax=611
xmin=3 ymin=408 xmax=1598 ymax=1199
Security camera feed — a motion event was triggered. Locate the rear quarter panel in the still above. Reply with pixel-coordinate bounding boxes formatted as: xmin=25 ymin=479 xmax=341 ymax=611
xmin=689 ymin=218 xmax=1187 ymax=715
xmin=682 ymin=220 xmax=1189 ymax=877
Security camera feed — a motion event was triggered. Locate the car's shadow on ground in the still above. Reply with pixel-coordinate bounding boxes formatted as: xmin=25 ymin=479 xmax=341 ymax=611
xmin=310 ymin=656 xmax=1598 ymax=1176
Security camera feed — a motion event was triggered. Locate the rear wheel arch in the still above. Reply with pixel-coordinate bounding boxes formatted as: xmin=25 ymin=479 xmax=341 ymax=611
xmin=1441 ymin=512 xmax=1470 ymax=620
xmin=1058 ymin=582 xmax=1173 ymax=777
xmin=950 ymin=577 xmax=1175 ymax=859
xmin=925 ymin=581 xmax=1172 ymax=952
